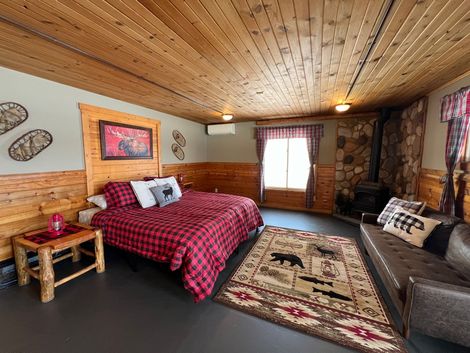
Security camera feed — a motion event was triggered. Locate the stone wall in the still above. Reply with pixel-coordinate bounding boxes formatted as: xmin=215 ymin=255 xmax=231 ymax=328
xmin=380 ymin=97 xmax=427 ymax=200
xmin=335 ymin=118 xmax=375 ymax=200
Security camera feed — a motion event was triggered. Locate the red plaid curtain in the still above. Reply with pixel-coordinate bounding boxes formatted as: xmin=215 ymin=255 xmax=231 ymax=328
xmin=255 ymin=124 xmax=324 ymax=207
xmin=439 ymin=86 xmax=470 ymax=215
xmin=256 ymin=138 xmax=268 ymax=202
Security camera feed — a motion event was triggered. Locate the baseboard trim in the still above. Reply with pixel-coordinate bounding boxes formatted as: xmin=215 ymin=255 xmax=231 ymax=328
xmin=259 ymin=203 xmax=332 ymax=214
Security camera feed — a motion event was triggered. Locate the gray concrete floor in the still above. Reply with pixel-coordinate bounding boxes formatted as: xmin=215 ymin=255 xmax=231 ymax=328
xmin=0 ymin=208 xmax=467 ymax=353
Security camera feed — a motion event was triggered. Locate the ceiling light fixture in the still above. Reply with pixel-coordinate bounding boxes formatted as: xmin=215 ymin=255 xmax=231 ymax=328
xmin=222 ymin=114 xmax=233 ymax=121
xmin=335 ymin=103 xmax=351 ymax=112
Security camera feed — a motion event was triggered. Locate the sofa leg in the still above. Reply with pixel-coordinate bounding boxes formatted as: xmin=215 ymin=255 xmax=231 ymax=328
xmin=364 ymin=247 xmax=369 ymax=256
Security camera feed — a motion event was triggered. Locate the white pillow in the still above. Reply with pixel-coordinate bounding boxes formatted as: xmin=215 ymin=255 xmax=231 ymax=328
xmin=79 ymin=207 xmax=102 ymax=225
xmin=383 ymin=207 xmax=441 ymax=248
xmin=87 ymin=194 xmax=107 ymax=209
xmin=154 ymin=177 xmax=182 ymax=199
xmin=130 ymin=180 xmax=158 ymax=208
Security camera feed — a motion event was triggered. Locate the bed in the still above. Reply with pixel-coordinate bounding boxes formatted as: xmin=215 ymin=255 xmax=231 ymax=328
xmin=90 ymin=190 xmax=264 ymax=302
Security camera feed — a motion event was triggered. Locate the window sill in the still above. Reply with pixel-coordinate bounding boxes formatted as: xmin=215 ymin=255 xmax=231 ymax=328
xmin=265 ymin=187 xmax=306 ymax=192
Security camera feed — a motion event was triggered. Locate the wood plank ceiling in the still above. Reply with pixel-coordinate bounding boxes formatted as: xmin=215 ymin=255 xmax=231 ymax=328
xmin=0 ymin=0 xmax=469 ymax=124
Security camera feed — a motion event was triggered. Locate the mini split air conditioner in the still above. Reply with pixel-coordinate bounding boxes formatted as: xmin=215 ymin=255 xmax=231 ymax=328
xmin=206 ymin=123 xmax=236 ymax=136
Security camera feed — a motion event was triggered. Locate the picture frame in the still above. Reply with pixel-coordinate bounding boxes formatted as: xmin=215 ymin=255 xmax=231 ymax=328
xmin=99 ymin=120 xmax=153 ymax=160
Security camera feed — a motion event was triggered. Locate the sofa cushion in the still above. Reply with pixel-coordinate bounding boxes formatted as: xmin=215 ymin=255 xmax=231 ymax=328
xmin=445 ymin=223 xmax=470 ymax=279
xmin=377 ymin=197 xmax=425 ymax=225
xmin=421 ymin=207 xmax=462 ymax=256
xmin=383 ymin=208 xmax=441 ymax=248
xmin=421 ymin=207 xmax=462 ymax=225
xmin=361 ymin=223 xmax=470 ymax=313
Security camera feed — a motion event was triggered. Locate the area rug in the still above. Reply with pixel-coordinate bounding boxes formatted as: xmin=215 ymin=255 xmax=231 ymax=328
xmin=214 ymin=226 xmax=406 ymax=353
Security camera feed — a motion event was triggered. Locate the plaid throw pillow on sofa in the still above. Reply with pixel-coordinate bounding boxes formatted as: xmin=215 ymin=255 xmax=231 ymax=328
xmin=383 ymin=207 xmax=441 ymax=247
xmin=377 ymin=197 xmax=425 ymax=225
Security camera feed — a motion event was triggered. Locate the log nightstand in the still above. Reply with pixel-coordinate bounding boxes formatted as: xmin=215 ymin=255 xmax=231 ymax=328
xmin=12 ymin=223 xmax=105 ymax=303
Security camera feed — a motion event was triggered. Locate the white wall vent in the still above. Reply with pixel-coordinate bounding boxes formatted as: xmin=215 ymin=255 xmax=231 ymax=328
xmin=207 ymin=123 xmax=236 ymax=136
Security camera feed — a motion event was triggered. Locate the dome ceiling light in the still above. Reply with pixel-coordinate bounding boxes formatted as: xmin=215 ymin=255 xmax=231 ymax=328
xmin=335 ymin=103 xmax=351 ymax=112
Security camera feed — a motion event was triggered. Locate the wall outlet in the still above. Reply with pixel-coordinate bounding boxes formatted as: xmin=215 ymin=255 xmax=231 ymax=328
xmin=215 ymin=188 xmax=218 ymax=193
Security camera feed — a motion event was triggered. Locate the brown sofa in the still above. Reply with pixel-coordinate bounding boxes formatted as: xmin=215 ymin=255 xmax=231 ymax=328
xmin=360 ymin=208 xmax=470 ymax=347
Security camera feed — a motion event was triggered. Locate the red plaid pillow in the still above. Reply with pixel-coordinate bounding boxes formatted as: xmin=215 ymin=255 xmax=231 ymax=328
xmin=104 ymin=182 xmax=138 ymax=209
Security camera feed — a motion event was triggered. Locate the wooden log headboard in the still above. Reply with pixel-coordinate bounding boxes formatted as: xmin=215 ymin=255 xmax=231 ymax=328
xmin=80 ymin=103 xmax=162 ymax=196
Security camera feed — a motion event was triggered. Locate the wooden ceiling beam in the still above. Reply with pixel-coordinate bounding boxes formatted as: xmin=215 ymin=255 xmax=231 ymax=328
xmin=255 ymin=111 xmax=380 ymax=126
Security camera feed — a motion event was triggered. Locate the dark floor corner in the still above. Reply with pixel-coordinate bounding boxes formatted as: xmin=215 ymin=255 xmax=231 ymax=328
xmin=0 ymin=208 xmax=467 ymax=353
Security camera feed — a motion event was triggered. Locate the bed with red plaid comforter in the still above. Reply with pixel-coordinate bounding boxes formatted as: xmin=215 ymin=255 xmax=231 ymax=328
xmin=91 ymin=191 xmax=263 ymax=302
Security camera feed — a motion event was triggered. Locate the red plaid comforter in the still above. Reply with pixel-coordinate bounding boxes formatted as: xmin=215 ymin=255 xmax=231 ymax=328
xmin=91 ymin=191 xmax=263 ymax=302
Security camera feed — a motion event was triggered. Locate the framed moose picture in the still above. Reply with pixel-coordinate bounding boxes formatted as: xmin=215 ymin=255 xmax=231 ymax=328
xmin=99 ymin=120 xmax=153 ymax=160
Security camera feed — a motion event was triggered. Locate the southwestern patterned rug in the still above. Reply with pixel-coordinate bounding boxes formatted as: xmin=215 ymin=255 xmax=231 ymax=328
xmin=214 ymin=226 xmax=406 ymax=353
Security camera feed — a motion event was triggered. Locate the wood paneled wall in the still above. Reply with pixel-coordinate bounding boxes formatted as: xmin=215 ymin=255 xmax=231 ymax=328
xmin=162 ymin=163 xmax=210 ymax=192
xmin=205 ymin=162 xmax=259 ymax=200
xmin=166 ymin=162 xmax=335 ymax=214
xmin=0 ymin=162 xmax=334 ymax=262
xmin=80 ymin=103 xmax=161 ymax=195
xmin=417 ymin=168 xmax=470 ymax=222
xmin=0 ymin=170 xmax=87 ymax=261
xmin=263 ymin=165 xmax=335 ymax=214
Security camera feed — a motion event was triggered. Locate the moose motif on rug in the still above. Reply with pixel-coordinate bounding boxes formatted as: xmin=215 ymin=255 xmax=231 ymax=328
xmin=314 ymin=244 xmax=337 ymax=260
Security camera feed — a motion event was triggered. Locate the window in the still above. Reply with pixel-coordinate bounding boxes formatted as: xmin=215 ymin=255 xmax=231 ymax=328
xmin=264 ymin=138 xmax=310 ymax=189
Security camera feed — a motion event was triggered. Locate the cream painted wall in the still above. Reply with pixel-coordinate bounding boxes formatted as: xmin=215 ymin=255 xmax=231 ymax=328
xmin=422 ymin=73 xmax=470 ymax=171
xmin=319 ymin=120 xmax=337 ymax=164
xmin=206 ymin=120 xmax=337 ymax=164
xmin=0 ymin=67 xmax=207 ymax=175
xmin=206 ymin=122 xmax=257 ymax=163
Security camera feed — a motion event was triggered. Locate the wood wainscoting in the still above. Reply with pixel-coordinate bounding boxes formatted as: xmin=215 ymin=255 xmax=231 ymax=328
xmin=205 ymin=162 xmax=259 ymax=200
xmin=0 ymin=163 xmax=334 ymax=261
xmin=167 ymin=162 xmax=335 ymax=214
xmin=162 ymin=162 xmax=258 ymax=198
xmin=263 ymin=165 xmax=335 ymax=214
xmin=417 ymin=168 xmax=470 ymax=222
xmin=162 ymin=163 xmax=211 ymax=192
xmin=0 ymin=170 xmax=88 ymax=261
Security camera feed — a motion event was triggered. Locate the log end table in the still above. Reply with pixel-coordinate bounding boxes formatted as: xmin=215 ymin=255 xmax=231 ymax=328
xmin=12 ymin=223 xmax=105 ymax=303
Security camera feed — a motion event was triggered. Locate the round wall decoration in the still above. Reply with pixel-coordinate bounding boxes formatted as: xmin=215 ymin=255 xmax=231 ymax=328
xmin=171 ymin=143 xmax=185 ymax=160
xmin=172 ymin=129 xmax=186 ymax=147
xmin=9 ymin=129 xmax=53 ymax=161
xmin=0 ymin=102 xmax=28 ymax=135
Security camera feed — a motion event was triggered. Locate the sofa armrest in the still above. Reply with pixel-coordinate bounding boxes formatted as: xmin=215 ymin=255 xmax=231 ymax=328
xmin=403 ymin=276 xmax=470 ymax=347
xmin=361 ymin=213 xmax=379 ymax=224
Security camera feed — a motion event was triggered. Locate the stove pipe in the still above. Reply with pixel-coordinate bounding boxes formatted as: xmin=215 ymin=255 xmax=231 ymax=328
xmin=368 ymin=107 xmax=391 ymax=182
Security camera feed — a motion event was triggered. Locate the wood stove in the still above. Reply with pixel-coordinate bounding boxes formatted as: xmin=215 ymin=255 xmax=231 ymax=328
xmin=352 ymin=108 xmax=391 ymax=214
xmin=352 ymin=182 xmax=389 ymax=214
